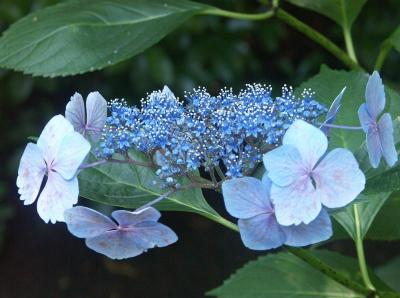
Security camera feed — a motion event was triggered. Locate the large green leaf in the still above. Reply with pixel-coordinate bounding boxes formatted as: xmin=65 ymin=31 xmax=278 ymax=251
xmin=366 ymin=193 xmax=400 ymax=241
xmin=376 ymin=256 xmax=400 ymax=292
xmin=365 ymin=165 xmax=400 ymax=194
xmin=207 ymin=251 xmax=366 ymax=298
xmin=332 ymin=192 xmax=391 ymax=239
xmin=0 ymin=0 xmax=209 ymax=77
xmin=298 ymin=65 xmax=400 ymax=240
xmin=78 ymin=151 xmax=228 ymax=225
xmin=286 ymin=0 xmax=367 ymax=29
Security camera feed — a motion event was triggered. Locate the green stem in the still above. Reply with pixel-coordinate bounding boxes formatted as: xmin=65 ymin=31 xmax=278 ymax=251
xmin=202 ymin=6 xmax=362 ymax=71
xmin=215 ymin=166 xmax=226 ymax=180
xmin=343 ymin=27 xmax=358 ymax=63
xmin=202 ymin=8 xmax=274 ymax=21
xmin=375 ymin=41 xmax=392 ymax=71
xmin=202 ymin=213 xmax=239 ymax=232
xmin=340 ymin=0 xmax=358 ymax=63
xmin=275 ymin=9 xmax=363 ymax=71
xmin=353 ymin=204 xmax=376 ymax=292
xmin=209 ymin=167 xmax=218 ymax=186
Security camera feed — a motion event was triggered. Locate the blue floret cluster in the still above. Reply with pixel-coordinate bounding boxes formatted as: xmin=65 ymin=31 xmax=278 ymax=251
xmin=98 ymin=84 xmax=327 ymax=181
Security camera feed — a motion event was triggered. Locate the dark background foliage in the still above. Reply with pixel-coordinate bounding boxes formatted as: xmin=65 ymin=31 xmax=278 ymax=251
xmin=0 ymin=0 xmax=399 ymax=297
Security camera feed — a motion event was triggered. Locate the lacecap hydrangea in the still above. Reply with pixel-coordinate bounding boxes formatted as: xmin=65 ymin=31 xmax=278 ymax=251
xmin=17 ymin=73 xmax=396 ymax=260
xmin=98 ymin=84 xmax=327 ymax=182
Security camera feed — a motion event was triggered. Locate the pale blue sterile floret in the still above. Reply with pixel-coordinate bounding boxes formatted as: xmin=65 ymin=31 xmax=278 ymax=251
xmin=98 ymin=84 xmax=327 ymax=181
xmin=358 ymin=71 xmax=398 ymax=168
xmin=222 ymin=175 xmax=332 ymax=250
xmin=65 ymin=91 xmax=108 ymax=142
xmin=263 ymin=120 xmax=365 ymax=226
xmin=64 ymin=206 xmax=178 ymax=260
xmin=16 ymin=115 xmax=91 ymax=224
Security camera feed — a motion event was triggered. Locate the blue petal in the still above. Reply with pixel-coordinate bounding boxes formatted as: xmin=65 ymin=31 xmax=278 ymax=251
xmin=86 ymin=230 xmax=145 ymax=260
xmin=358 ymin=103 xmax=382 ymax=168
xmin=85 ymin=91 xmax=108 ymax=141
xmin=238 ymin=214 xmax=285 ymax=250
xmin=64 ymin=206 xmax=116 ymax=238
xmin=379 ymin=113 xmax=398 ymax=167
xmin=85 ymin=222 xmax=177 ymax=260
xmin=261 ymin=171 xmax=272 ymax=189
xmin=17 ymin=143 xmax=46 ymax=206
xmin=112 ymin=207 xmax=161 ymax=227
xmin=282 ymin=120 xmax=327 ymax=168
xmin=366 ymin=71 xmax=385 ymax=120
xmin=314 ymin=148 xmax=365 ymax=208
xmin=281 ymin=209 xmax=332 ymax=247
xmin=271 ymin=178 xmax=321 ymax=226
xmin=65 ymin=93 xmax=86 ymax=134
xmin=321 ymin=87 xmax=345 ymax=135
xmin=366 ymin=129 xmax=382 ymax=169
xmin=222 ymin=177 xmax=272 ymax=219
xmin=263 ymin=145 xmax=303 ymax=187
xmin=358 ymin=103 xmax=374 ymax=133
xmin=37 ymin=115 xmax=74 ymax=166
xmin=132 ymin=221 xmax=178 ymax=248
xmin=54 ymin=130 xmax=91 ymax=180
xmin=37 ymin=173 xmax=79 ymax=224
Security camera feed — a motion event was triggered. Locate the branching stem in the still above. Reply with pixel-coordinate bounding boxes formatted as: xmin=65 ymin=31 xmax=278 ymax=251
xmin=136 ymin=189 xmax=176 ymax=211
xmin=317 ymin=122 xmax=363 ymax=130
xmin=275 ymin=9 xmax=362 ymax=71
xmin=202 ymin=8 xmax=274 ymax=21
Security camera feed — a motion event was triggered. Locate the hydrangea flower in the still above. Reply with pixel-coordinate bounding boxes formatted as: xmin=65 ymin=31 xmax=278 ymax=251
xmin=99 ymin=98 xmax=141 ymax=157
xmin=99 ymin=84 xmax=327 ymax=181
xmin=65 ymin=91 xmax=107 ymax=141
xmin=222 ymin=176 xmax=332 ymax=250
xmin=358 ymin=71 xmax=398 ymax=168
xmin=64 ymin=206 xmax=178 ymax=259
xmin=263 ymin=120 xmax=365 ymax=226
xmin=17 ymin=115 xmax=91 ymax=223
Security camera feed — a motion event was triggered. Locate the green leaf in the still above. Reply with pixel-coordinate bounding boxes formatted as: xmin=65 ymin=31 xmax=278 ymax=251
xmin=366 ymin=193 xmax=400 ymax=241
xmin=286 ymin=0 xmax=367 ymax=29
xmin=207 ymin=250 xmax=365 ymax=298
xmin=0 ymin=0 xmax=209 ymax=77
xmin=376 ymin=256 xmax=400 ymax=292
xmin=365 ymin=165 xmax=400 ymax=194
xmin=332 ymin=192 xmax=391 ymax=240
xmin=78 ymin=150 xmax=232 ymax=228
